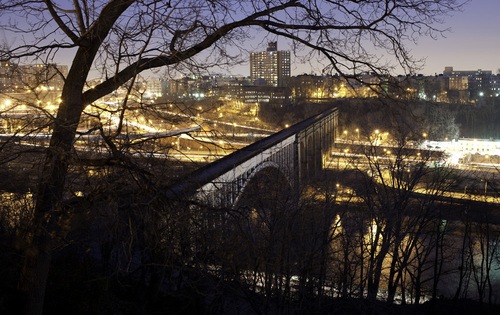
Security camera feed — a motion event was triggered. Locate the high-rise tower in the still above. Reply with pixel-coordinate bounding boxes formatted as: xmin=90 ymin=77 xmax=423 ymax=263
xmin=250 ymin=42 xmax=290 ymax=87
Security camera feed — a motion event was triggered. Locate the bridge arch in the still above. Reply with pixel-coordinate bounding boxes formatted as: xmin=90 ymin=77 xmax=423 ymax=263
xmin=232 ymin=160 xmax=291 ymax=208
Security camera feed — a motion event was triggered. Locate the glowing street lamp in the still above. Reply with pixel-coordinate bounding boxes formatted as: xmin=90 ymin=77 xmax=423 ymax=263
xmin=373 ymin=129 xmax=380 ymax=145
xmin=3 ymin=99 xmax=12 ymax=109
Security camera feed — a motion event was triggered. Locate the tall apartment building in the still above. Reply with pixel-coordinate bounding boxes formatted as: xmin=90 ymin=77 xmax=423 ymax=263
xmin=250 ymin=42 xmax=290 ymax=87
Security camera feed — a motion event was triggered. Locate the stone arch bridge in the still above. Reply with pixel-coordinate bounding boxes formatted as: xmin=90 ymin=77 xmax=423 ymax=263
xmin=165 ymin=108 xmax=338 ymax=208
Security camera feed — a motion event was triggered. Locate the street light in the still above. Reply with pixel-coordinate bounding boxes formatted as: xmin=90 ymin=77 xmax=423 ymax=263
xmin=373 ymin=129 xmax=380 ymax=145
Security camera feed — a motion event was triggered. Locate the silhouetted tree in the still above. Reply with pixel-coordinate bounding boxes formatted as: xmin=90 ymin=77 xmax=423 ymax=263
xmin=0 ymin=0 xmax=466 ymax=313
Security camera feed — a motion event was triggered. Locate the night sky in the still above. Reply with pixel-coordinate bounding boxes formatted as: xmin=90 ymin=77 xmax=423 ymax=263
xmin=214 ymin=0 xmax=500 ymax=77
xmin=3 ymin=1 xmax=496 ymax=77
xmin=408 ymin=0 xmax=500 ymax=75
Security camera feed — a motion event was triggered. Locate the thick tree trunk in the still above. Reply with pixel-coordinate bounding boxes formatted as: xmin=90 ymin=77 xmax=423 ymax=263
xmin=386 ymin=248 xmax=400 ymax=304
xmin=17 ymin=90 xmax=86 ymax=314
xmin=367 ymin=251 xmax=385 ymax=301
xmin=367 ymin=229 xmax=392 ymax=301
xmin=18 ymin=100 xmax=82 ymax=314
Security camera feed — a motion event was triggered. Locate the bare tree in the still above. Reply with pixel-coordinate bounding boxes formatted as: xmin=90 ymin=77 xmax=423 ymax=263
xmin=0 ymin=0 xmax=465 ymax=313
xmin=332 ymin=103 xmax=460 ymax=304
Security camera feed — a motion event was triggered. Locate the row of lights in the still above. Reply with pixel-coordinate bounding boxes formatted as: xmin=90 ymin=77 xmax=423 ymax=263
xmin=342 ymin=127 xmax=429 ymax=142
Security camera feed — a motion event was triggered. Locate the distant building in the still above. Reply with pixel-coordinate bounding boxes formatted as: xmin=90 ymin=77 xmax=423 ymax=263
xmin=169 ymin=77 xmax=195 ymax=99
xmin=423 ymin=138 xmax=500 ymax=164
xmin=240 ymin=85 xmax=290 ymax=105
xmin=0 ymin=62 xmax=68 ymax=91
xmin=0 ymin=61 xmax=18 ymax=91
xmin=443 ymin=66 xmax=492 ymax=77
xmin=214 ymin=80 xmax=290 ymax=106
xmin=18 ymin=63 xmax=68 ymax=90
xmin=491 ymin=74 xmax=500 ymax=97
xmin=250 ymin=42 xmax=290 ymax=87
xmin=443 ymin=66 xmax=493 ymax=101
xmin=144 ymin=78 xmax=163 ymax=99
xmin=288 ymin=74 xmax=349 ymax=99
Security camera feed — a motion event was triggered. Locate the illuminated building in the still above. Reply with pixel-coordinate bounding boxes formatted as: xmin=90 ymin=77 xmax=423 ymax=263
xmin=250 ymin=42 xmax=290 ymax=87
xmin=0 ymin=61 xmax=18 ymax=91
xmin=18 ymin=64 xmax=68 ymax=90
xmin=443 ymin=66 xmax=492 ymax=100
xmin=422 ymin=138 xmax=500 ymax=164
xmin=0 ymin=62 xmax=68 ymax=91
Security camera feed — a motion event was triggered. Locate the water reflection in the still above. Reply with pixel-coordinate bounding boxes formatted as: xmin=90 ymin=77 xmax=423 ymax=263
xmin=331 ymin=212 xmax=500 ymax=304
